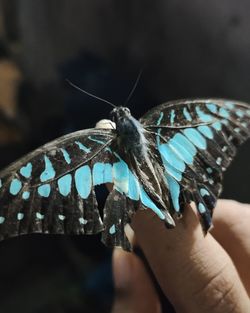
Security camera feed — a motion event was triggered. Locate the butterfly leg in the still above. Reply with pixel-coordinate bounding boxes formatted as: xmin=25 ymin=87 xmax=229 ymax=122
xmin=102 ymin=190 xmax=135 ymax=251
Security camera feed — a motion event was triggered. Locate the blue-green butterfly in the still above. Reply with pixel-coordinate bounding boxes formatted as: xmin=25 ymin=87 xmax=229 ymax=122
xmin=0 ymin=99 xmax=249 ymax=250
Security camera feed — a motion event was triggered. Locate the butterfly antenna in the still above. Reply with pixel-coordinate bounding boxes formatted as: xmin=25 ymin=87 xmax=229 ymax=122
xmin=66 ymin=79 xmax=117 ymax=108
xmin=124 ymin=68 xmax=144 ymax=106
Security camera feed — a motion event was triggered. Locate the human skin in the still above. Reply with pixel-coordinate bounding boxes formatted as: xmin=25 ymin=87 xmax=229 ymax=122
xmin=111 ymin=200 xmax=250 ymax=313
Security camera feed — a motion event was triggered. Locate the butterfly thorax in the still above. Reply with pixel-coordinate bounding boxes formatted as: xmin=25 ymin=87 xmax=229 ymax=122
xmin=110 ymin=106 xmax=148 ymax=158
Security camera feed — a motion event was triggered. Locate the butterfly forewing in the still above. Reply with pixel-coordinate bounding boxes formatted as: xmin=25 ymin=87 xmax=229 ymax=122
xmin=0 ymin=128 xmax=115 ymax=239
xmin=141 ymin=99 xmax=250 ymax=231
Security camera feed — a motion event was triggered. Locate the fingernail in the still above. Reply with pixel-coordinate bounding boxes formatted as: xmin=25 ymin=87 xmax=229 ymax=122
xmin=112 ymin=248 xmax=133 ymax=290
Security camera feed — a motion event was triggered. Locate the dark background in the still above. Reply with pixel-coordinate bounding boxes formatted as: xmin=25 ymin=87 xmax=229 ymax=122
xmin=0 ymin=1 xmax=249 ymax=312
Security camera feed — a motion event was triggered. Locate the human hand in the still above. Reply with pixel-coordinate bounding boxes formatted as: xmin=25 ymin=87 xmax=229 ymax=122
xmin=111 ymin=200 xmax=250 ymax=313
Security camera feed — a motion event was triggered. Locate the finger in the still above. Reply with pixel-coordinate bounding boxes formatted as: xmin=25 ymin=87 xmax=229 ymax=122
xmin=211 ymin=199 xmax=250 ymax=296
xmin=111 ymin=248 xmax=161 ymax=313
xmin=131 ymin=205 xmax=250 ymax=313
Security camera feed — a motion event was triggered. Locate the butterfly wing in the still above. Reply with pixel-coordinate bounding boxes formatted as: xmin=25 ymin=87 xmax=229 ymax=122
xmin=0 ymin=128 xmax=117 ymax=239
xmin=0 ymin=125 xmax=165 ymax=251
xmin=140 ymin=99 xmax=250 ymax=231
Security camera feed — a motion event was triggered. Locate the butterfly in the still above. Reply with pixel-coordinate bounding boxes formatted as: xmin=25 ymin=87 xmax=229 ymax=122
xmin=0 ymin=98 xmax=249 ymax=251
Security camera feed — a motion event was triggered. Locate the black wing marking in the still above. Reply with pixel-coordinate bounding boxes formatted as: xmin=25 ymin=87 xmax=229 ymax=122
xmin=141 ymin=99 xmax=250 ymax=231
xmin=0 ymin=128 xmax=115 ymax=240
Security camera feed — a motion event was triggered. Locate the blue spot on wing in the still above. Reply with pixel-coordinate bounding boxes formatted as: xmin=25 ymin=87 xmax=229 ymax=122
xmin=40 ymin=156 xmax=56 ymax=182
xmin=162 ymin=161 xmax=182 ymax=182
xmin=170 ymin=133 xmax=197 ymax=157
xmin=104 ymin=163 xmax=113 ymax=183
xmin=75 ymin=165 xmax=91 ymax=199
xmin=109 ymin=224 xmax=116 ymax=234
xmin=17 ymin=213 xmax=24 ymax=220
xmin=88 ymin=136 xmax=106 ymax=145
xmin=166 ymin=175 xmax=180 ymax=212
xmin=20 ymin=162 xmax=32 ymax=178
xmin=170 ymin=109 xmax=175 ymax=125
xmin=225 ymin=101 xmax=235 ymax=110
xmin=236 ymin=109 xmax=244 ymax=118
xmin=158 ymin=144 xmax=186 ymax=172
xmin=156 ymin=112 xmax=164 ymax=126
xmin=93 ymin=163 xmax=105 ymax=185
xmin=75 ymin=141 xmax=91 ymax=153
xmin=139 ymin=187 xmax=165 ymax=220
xmin=212 ymin=121 xmax=222 ymax=131
xmin=22 ymin=191 xmax=30 ymax=200
xmin=183 ymin=107 xmax=192 ymax=121
xmin=207 ymin=167 xmax=213 ymax=174
xmin=58 ymin=214 xmax=65 ymax=221
xmin=218 ymin=108 xmax=230 ymax=119
xmin=128 ymin=170 xmax=140 ymax=200
xmin=168 ymin=137 xmax=194 ymax=165
xmin=10 ymin=179 xmax=22 ymax=195
xmin=79 ymin=217 xmax=87 ymax=224
xmin=198 ymin=203 xmax=206 ymax=213
xmin=93 ymin=162 xmax=113 ymax=185
xmin=38 ymin=184 xmax=51 ymax=197
xmin=196 ymin=106 xmax=213 ymax=122
xmin=113 ymin=160 xmax=129 ymax=194
xmin=206 ymin=103 xmax=217 ymax=113
xmin=58 ymin=174 xmax=72 ymax=196
xmin=36 ymin=212 xmax=44 ymax=220
xmin=60 ymin=148 xmax=71 ymax=164
xmin=183 ymin=128 xmax=207 ymax=150
xmin=200 ymin=188 xmax=209 ymax=197
xmin=197 ymin=126 xmax=214 ymax=139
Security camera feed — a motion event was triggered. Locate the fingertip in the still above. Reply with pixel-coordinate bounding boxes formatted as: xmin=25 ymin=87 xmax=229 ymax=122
xmin=112 ymin=248 xmax=133 ymax=291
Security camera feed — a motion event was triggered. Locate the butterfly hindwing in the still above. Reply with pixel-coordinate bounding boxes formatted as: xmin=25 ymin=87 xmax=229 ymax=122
xmin=102 ymin=189 xmax=138 ymax=251
xmin=141 ymin=99 xmax=250 ymax=231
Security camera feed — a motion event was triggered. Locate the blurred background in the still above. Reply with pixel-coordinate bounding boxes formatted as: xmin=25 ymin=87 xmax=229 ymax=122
xmin=0 ymin=1 xmax=250 ymax=312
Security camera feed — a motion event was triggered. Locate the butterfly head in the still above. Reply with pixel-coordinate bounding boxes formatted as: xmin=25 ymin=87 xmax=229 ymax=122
xmin=110 ymin=106 xmax=131 ymax=123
